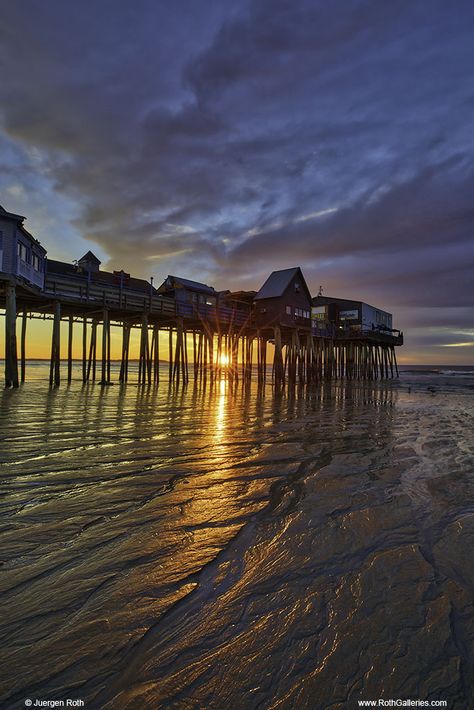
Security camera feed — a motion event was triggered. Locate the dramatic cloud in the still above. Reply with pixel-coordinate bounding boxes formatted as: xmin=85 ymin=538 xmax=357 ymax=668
xmin=1 ymin=0 xmax=474 ymax=361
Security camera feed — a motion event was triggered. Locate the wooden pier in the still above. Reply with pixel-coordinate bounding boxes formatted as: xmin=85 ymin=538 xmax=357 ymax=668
xmin=0 ymin=205 xmax=403 ymax=389
xmin=0 ymin=274 xmax=402 ymax=389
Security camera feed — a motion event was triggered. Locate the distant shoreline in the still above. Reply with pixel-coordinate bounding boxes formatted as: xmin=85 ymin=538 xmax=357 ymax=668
xmin=0 ymin=359 xmax=472 ymax=367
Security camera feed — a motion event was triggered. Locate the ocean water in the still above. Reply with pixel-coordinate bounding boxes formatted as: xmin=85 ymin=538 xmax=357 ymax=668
xmin=0 ymin=363 xmax=473 ymax=709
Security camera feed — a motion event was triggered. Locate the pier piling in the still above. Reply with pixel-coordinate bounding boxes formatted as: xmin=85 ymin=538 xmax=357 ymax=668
xmin=4 ymin=283 xmax=18 ymax=388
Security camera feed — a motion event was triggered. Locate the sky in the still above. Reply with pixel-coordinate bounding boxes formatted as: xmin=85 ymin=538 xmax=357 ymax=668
xmin=1 ymin=0 xmax=474 ymax=363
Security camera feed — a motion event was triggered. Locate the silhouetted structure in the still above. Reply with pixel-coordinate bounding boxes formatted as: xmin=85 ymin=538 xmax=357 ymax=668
xmin=0 ymin=204 xmax=403 ymax=388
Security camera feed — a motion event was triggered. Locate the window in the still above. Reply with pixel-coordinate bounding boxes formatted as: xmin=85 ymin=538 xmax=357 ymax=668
xmin=17 ymin=242 xmax=29 ymax=262
xmin=294 ymin=282 xmax=300 ymax=293
xmin=286 ymin=305 xmax=292 ymax=315
xmin=32 ymin=254 xmax=41 ymax=271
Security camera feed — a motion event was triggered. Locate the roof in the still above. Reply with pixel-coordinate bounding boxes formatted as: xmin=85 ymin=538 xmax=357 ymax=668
xmin=0 ymin=204 xmax=46 ymax=251
xmin=0 ymin=205 xmax=26 ymax=222
xmin=47 ymin=259 xmax=74 ymax=276
xmin=313 ymin=295 xmax=361 ymax=307
xmin=78 ymin=250 xmax=101 ymax=264
xmin=160 ymin=275 xmax=216 ymax=295
xmin=254 ymin=267 xmax=310 ymax=301
xmin=313 ymin=295 xmax=391 ymax=316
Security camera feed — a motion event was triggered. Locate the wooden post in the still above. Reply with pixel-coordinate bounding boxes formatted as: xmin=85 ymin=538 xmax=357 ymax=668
xmin=67 ymin=315 xmax=73 ymax=383
xmin=262 ymin=337 xmax=267 ymax=384
xmin=196 ymin=332 xmax=203 ymax=382
xmin=101 ymin=309 xmax=109 ymax=384
xmin=168 ymin=329 xmax=173 ymax=383
xmin=208 ymin=332 xmax=214 ymax=381
xmin=146 ymin=322 xmax=151 ymax=384
xmin=125 ymin=325 xmax=131 ymax=382
xmin=382 ymin=346 xmax=387 ymax=379
xmin=256 ymin=331 xmax=262 ymax=384
xmin=139 ymin=313 xmax=149 ymax=385
xmin=203 ymin=332 xmax=208 ymax=382
xmin=173 ymin=320 xmax=182 ymax=383
xmin=153 ymin=324 xmax=160 ymax=384
xmin=5 ymin=283 xmax=18 ymax=388
xmin=119 ymin=323 xmax=125 ymax=383
xmin=193 ymin=331 xmax=197 ymax=380
xmin=216 ymin=333 xmax=222 ymax=380
xmin=82 ymin=317 xmax=87 ymax=383
xmin=92 ymin=321 xmax=97 ymax=381
xmin=20 ymin=308 xmax=27 ymax=383
xmin=87 ymin=321 xmax=97 ymax=382
xmin=183 ymin=328 xmax=189 ymax=383
xmin=274 ymin=326 xmax=284 ymax=387
xmin=49 ymin=301 xmax=61 ymax=387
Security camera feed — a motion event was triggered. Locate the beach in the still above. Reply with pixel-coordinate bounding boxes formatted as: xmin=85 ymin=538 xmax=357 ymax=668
xmin=1 ymin=365 xmax=473 ymax=708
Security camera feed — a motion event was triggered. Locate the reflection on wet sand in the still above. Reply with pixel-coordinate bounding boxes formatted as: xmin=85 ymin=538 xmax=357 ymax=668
xmin=0 ymin=367 xmax=473 ymax=708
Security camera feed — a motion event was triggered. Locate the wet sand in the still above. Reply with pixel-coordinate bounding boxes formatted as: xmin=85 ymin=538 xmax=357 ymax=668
xmin=1 ymin=365 xmax=473 ymax=708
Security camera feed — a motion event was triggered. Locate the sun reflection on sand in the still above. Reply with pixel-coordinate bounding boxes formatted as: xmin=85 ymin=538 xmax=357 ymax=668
xmin=214 ymin=378 xmax=228 ymax=442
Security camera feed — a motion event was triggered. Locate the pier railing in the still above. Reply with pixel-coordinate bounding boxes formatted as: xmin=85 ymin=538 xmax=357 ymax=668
xmin=43 ymin=275 xmax=250 ymax=325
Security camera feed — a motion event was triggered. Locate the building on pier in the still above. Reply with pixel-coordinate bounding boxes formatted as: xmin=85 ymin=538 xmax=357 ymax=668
xmin=312 ymin=295 xmax=400 ymax=337
xmin=254 ymin=267 xmax=312 ymax=330
xmin=0 ymin=205 xmax=46 ymax=290
xmin=46 ymin=253 xmax=156 ymax=302
xmin=157 ymin=275 xmax=217 ymax=307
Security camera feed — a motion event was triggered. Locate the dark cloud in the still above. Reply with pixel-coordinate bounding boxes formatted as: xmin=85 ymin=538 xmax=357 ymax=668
xmin=1 ymin=0 xmax=474 ymax=360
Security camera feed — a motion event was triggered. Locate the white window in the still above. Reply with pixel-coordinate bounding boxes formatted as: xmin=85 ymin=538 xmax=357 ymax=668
xmin=286 ymin=305 xmax=292 ymax=315
xmin=294 ymin=282 xmax=300 ymax=293
xmin=32 ymin=254 xmax=41 ymax=271
xmin=17 ymin=242 xmax=29 ymax=262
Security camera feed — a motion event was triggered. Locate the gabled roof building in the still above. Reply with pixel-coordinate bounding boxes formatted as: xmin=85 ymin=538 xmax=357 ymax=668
xmin=254 ymin=267 xmax=312 ymax=329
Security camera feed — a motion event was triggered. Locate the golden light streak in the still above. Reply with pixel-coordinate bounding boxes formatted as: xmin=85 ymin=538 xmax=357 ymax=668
xmin=218 ymin=352 xmax=230 ymax=367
